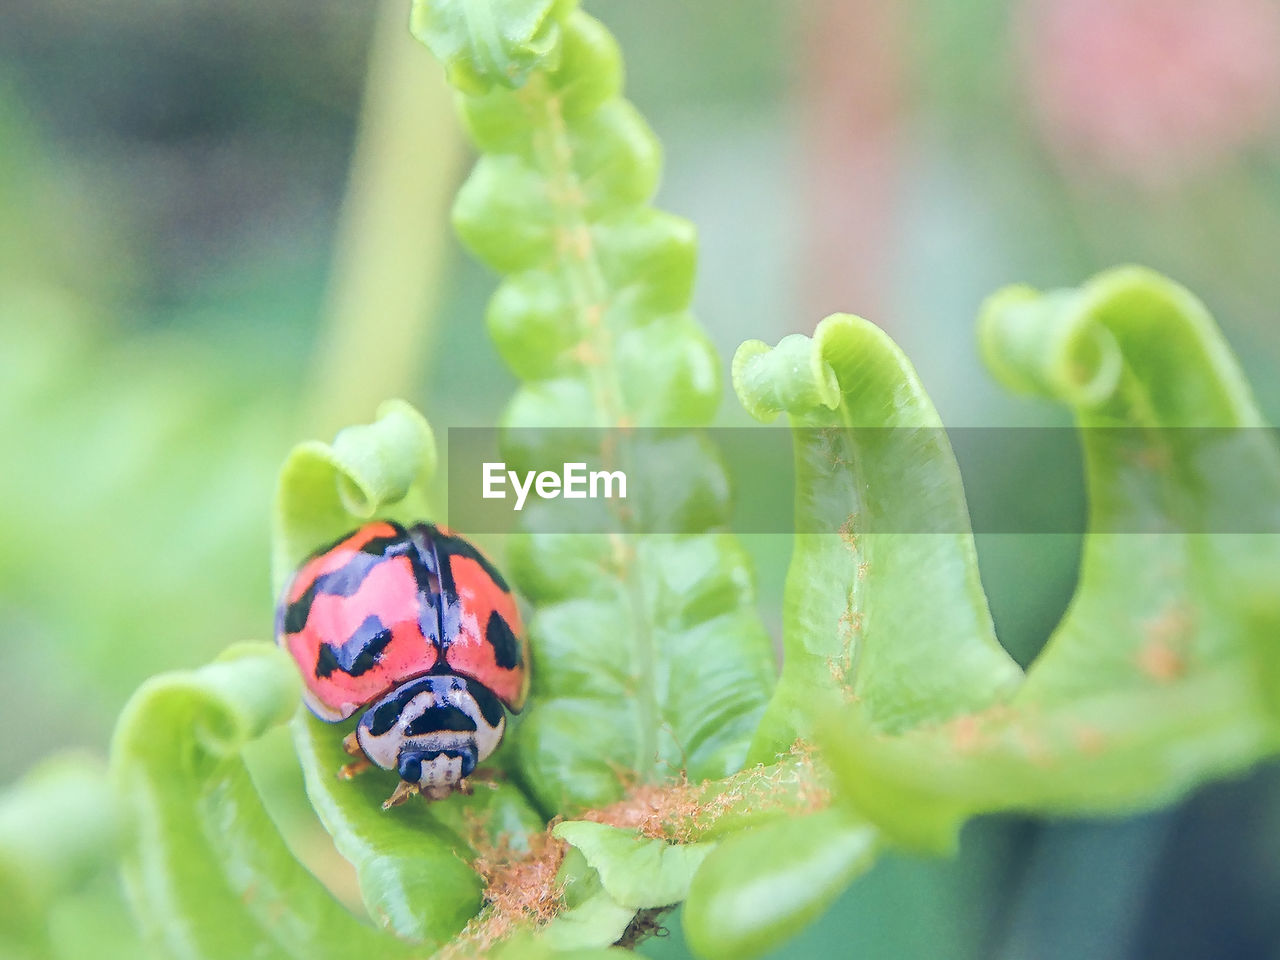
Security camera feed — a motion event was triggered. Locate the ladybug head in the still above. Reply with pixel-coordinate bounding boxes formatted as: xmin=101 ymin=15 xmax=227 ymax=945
xmin=355 ymin=674 xmax=506 ymax=794
xmin=396 ymin=744 xmax=477 ymax=790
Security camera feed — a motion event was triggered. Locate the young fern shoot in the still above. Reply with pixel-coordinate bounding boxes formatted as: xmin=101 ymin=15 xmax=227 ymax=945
xmin=413 ymin=0 xmax=777 ymax=816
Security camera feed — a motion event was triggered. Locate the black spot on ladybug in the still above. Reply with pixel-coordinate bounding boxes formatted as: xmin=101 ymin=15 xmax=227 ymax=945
xmin=361 ymin=675 xmax=435 ymax=735
xmin=404 ymin=704 xmax=478 ymax=736
xmin=282 ymin=533 xmax=421 ymax=641
xmin=283 ymin=580 xmax=317 ymax=635
xmin=315 ymin=616 xmax=393 ymax=678
xmin=363 ymin=696 xmax=405 ymax=737
xmin=285 ymin=551 xmax=395 ymax=639
xmin=359 ymin=530 xmax=411 ymax=557
xmin=486 ymin=612 xmax=522 ymax=670
xmin=297 ymin=522 xmax=407 ymax=576
xmin=469 ymin=680 xmax=506 ymax=726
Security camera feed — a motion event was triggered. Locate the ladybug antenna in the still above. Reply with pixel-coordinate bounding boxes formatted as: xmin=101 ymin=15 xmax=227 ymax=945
xmin=382 ymin=780 xmax=419 ymax=810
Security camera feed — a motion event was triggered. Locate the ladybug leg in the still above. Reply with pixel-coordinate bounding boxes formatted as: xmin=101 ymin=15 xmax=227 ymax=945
xmin=382 ymin=780 xmax=420 ymax=810
xmin=338 ymin=759 xmax=372 ymax=780
xmin=338 ymin=731 xmax=372 ymax=779
xmin=456 ymin=778 xmax=474 ymax=796
xmin=464 ymin=768 xmax=504 ymax=791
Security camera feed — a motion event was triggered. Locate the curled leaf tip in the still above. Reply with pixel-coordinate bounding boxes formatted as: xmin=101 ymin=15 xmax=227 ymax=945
xmin=109 ymin=646 xmax=408 ymax=960
xmin=333 ymin=398 xmax=437 ymax=513
xmin=978 ymin=282 xmax=1123 ymax=410
xmin=978 ymin=265 xmax=1262 ymax=421
xmin=272 ymin=399 xmax=438 ymax=591
xmin=732 ymin=327 xmax=842 ymax=423
xmin=112 ymin=643 xmax=300 ymax=767
xmin=411 ymin=0 xmax=573 ymax=95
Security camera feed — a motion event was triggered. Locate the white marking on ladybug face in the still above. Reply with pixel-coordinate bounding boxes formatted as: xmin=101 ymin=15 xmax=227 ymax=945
xmin=416 ymin=752 xmax=467 ymax=791
xmin=355 ymin=674 xmax=505 ymax=789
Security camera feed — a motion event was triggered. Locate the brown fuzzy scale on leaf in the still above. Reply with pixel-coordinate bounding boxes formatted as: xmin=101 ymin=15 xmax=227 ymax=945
xmin=441 ymin=827 xmax=569 ymax=960
xmin=442 ymin=744 xmax=828 ymax=954
xmin=584 ymin=741 xmax=830 ymax=843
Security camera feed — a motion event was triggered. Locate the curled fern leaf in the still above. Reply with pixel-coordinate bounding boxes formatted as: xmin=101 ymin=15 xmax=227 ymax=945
xmin=683 ymin=311 xmax=1025 ymax=955
xmin=111 ymin=644 xmax=415 ymax=960
xmin=819 ymin=267 xmax=1280 ymax=850
xmin=734 ymin=314 xmax=1023 ymax=760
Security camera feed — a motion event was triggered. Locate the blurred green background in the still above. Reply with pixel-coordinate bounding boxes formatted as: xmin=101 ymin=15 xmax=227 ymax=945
xmin=3 ymin=0 xmax=1280 ymax=956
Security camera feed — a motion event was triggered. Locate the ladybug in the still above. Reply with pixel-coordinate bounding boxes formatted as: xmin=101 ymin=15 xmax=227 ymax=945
xmin=276 ymin=521 xmax=527 ymax=808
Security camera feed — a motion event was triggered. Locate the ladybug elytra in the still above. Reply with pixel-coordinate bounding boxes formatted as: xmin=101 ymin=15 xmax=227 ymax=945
xmin=276 ymin=521 xmax=527 ymax=808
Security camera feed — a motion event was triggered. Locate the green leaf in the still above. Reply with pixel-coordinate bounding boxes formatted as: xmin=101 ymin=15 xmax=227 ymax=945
xmin=290 ymin=713 xmax=478 ymax=943
xmin=271 ymin=398 xmax=436 ymax=591
xmin=292 ymin=710 xmax=543 ymax=943
xmin=526 ymin=845 xmax=638 ymax=951
xmin=497 ymin=926 xmax=635 ymax=960
xmin=418 ymin=4 xmax=777 ymax=815
xmin=682 ymin=809 xmax=879 ymax=960
xmin=733 ymin=314 xmax=1023 ymax=761
xmin=553 ymin=821 xmax=714 ymax=908
xmin=512 ymin=532 xmax=776 ymax=814
xmin=42 ymin=872 xmax=144 ymax=960
xmin=537 ymin=890 xmax=637 ymax=952
xmin=111 ymin=644 xmax=414 ymax=960
xmin=825 ymin=267 xmax=1280 ymax=850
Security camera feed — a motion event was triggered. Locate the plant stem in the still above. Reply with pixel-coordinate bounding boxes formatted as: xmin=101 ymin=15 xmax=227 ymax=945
xmin=306 ymin=0 xmax=466 ymax=436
